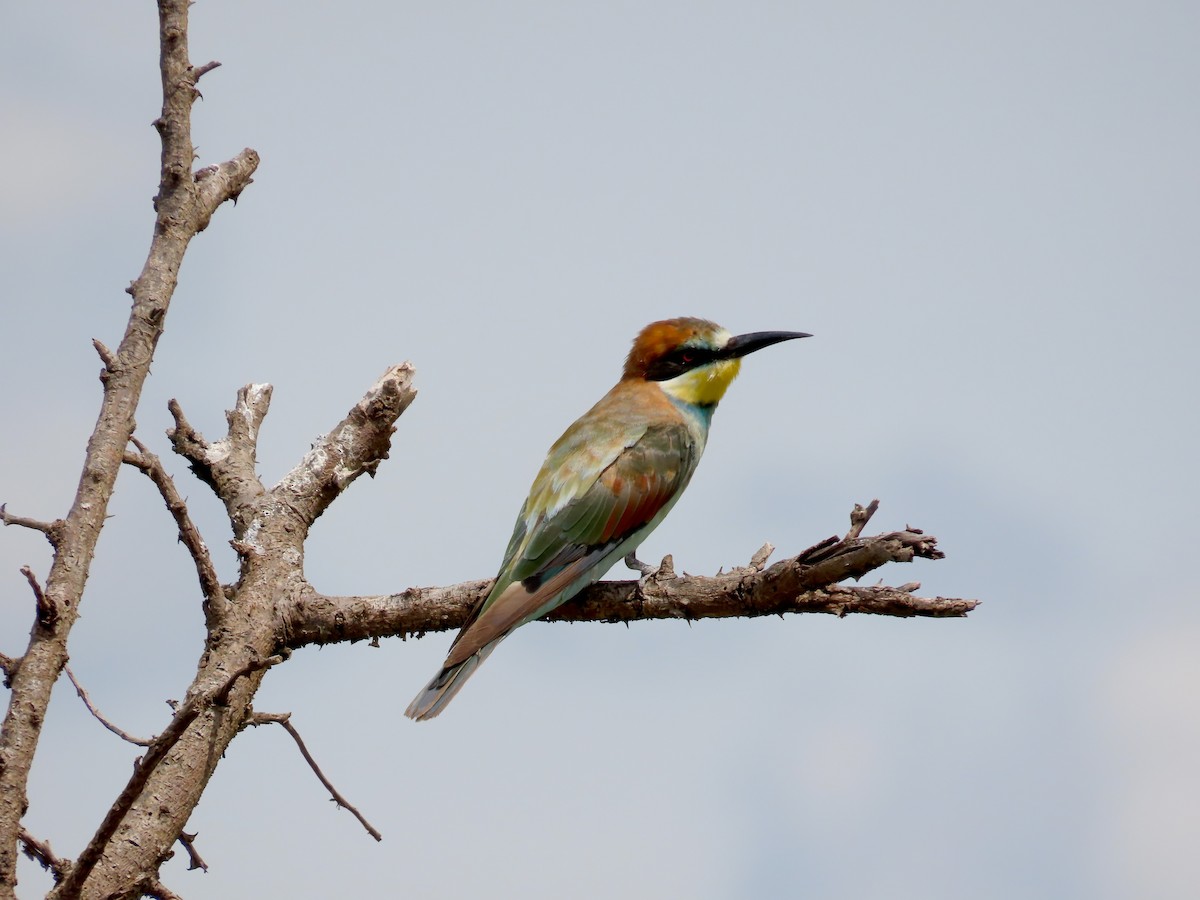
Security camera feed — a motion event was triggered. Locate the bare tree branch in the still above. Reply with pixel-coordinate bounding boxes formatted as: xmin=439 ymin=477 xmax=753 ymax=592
xmin=245 ymin=712 xmax=382 ymax=841
xmin=17 ymin=827 xmax=66 ymax=883
xmin=272 ymin=364 xmax=418 ymax=527
xmin=745 ymin=542 xmax=775 ymax=572
xmin=167 ymin=385 xmax=271 ymax=529
xmin=18 ymin=565 xmax=55 ymax=631
xmin=0 ymin=505 xmax=63 ymax=547
xmin=844 ymin=499 xmax=880 ymax=541
xmin=123 ymin=437 xmax=226 ymax=623
xmin=64 ymin=666 xmax=152 ymax=747
xmin=55 ymin=654 xmax=284 ymax=898
xmin=285 ymin=513 xmax=975 ymax=649
xmin=53 ymin=363 xmax=419 ymax=898
xmin=176 ymin=831 xmax=207 ymax=873
xmin=0 ymin=655 xmax=16 ymax=686
xmin=192 ymin=59 xmax=222 ymax=82
xmin=0 ymin=0 xmax=257 ymax=888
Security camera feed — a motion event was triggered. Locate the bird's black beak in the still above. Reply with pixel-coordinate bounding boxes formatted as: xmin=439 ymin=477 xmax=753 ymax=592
xmin=720 ymin=330 xmax=811 ymax=360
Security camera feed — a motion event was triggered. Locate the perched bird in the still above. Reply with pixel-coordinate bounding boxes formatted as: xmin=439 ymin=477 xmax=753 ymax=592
xmin=405 ymin=317 xmax=809 ymax=720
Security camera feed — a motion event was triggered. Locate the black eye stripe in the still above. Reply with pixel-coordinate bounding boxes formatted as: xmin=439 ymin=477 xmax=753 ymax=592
xmin=644 ymin=347 xmax=719 ymax=381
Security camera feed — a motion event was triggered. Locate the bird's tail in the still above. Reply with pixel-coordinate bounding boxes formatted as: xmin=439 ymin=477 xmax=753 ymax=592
xmin=404 ymin=642 xmax=498 ymax=721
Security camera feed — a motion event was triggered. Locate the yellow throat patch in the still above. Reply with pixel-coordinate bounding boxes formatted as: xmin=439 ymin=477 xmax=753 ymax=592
xmin=659 ymin=358 xmax=742 ymax=407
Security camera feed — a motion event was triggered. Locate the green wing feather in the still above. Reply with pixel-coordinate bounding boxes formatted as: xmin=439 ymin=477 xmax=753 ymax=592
xmin=444 ymin=422 xmax=697 ymax=666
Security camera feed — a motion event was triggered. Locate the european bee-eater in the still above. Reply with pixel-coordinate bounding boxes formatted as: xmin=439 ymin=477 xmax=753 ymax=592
xmin=405 ymin=317 xmax=809 ymax=720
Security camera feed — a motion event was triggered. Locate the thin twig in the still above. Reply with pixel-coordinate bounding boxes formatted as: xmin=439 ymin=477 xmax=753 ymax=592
xmin=19 ymin=566 xmax=56 ymax=630
xmin=64 ymin=666 xmax=151 ymax=746
xmin=213 ymin=655 xmax=284 ymax=707
xmin=177 ymin=831 xmax=207 ymax=872
xmin=246 ymin=712 xmax=382 ymax=841
xmin=0 ymin=504 xmax=63 ymax=546
xmin=123 ymin=437 xmax=225 ymax=619
xmin=18 ymin=826 xmax=67 ymax=881
xmin=58 ymin=654 xmax=284 ymax=897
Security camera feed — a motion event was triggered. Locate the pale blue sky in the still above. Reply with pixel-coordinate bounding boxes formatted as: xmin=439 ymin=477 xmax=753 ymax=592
xmin=2 ymin=2 xmax=1198 ymax=898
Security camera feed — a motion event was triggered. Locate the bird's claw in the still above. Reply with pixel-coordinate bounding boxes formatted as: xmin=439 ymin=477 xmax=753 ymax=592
xmin=624 ymin=551 xmax=657 ymax=577
xmin=625 ymin=552 xmax=676 ymax=584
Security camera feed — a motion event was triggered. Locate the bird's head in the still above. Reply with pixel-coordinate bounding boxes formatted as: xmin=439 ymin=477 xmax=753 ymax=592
xmin=623 ymin=317 xmax=810 ymax=407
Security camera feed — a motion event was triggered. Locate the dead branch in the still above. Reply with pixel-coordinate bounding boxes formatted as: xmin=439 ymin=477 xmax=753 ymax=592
xmin=52 ymin=364 xmax=419 ymax=898
xmin=285 ymin=506 xmax=975 ymax=649
xmin=844 ymin=499 xmax=880 ymax=541
xmin=745 ymin=542 xmax=774 ymax=572
xmin=55 ymin=654 xmax=283 ymax=898
xmin=192 ymin=59 xmax=222 ymax=81
xmin=0 ymin=0 xmax=257 ymax=888
xmin=167 ymin=387 xmax=270 ymax=529
xmin=245 ymin=712 xmax=382 ymax=841
xmin=0 ymin=504 xmax=63 ymax=547
xmin=123 ymin=437 xmax=226 ymax=622
xmin=212 ymin=655 xmax=285 ymax=707
xmin=64 ymin=666 xmax=152 ymax=747
xmin=18 ymin=566 xmax=55 ymax=631
xmin=17 ymin=827 xmax=66 ymax=882
xmin=272 ymin=363 xmax=418 ymax=527
xmin=176 ymin=831 xmax=207 ymax=873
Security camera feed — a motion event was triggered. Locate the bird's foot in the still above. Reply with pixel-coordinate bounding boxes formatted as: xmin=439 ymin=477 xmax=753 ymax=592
xmin=624 ymin=551 xmax=657 ymax=577
xmin=625 ymin=552 xmax=677 ymax=583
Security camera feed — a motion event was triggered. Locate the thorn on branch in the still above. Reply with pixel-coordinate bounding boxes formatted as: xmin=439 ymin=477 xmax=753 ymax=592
xmin=177 ymin=830 xmax=208 ymax=872
xmin=245 ymin=711 xmax=382 ymax=841
xmin=65 ymin=665 xmax=152 ymax=746
xmin=20 ymin=565 xmax=56 ymax=630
